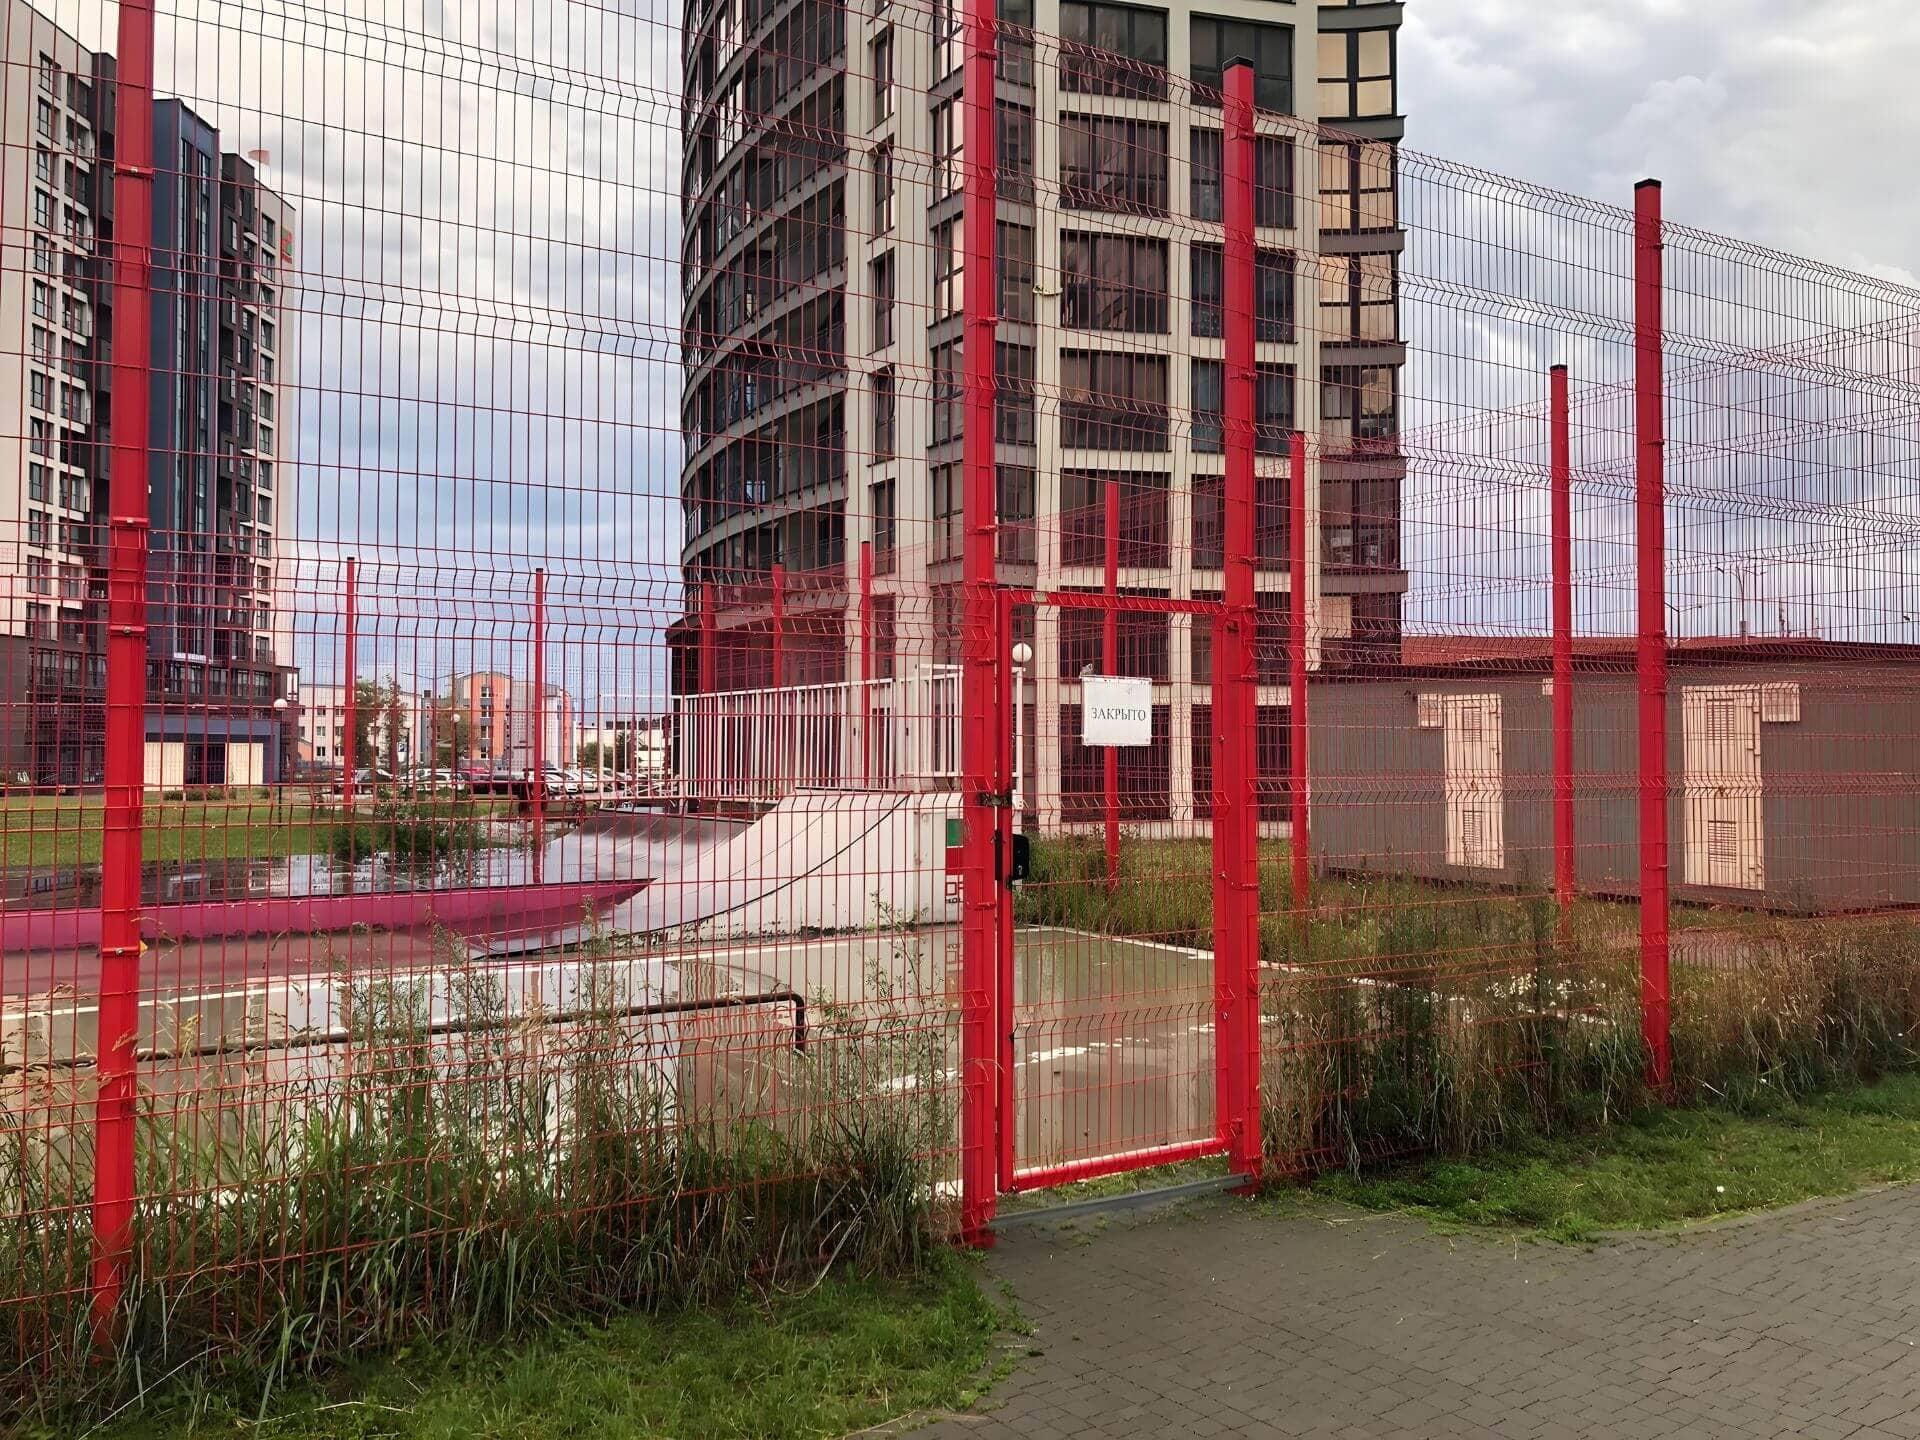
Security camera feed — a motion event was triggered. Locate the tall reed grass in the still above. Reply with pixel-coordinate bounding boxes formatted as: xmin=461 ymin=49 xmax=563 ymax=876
xmin=0 ymin=928 xmax=954 ymax=1424
xmin=1017 ymin=834 xmax=1920 ymax=1175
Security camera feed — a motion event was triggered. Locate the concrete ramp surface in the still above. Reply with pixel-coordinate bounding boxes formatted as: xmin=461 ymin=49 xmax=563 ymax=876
xmin=525 ymin=790 xmax=961 ymax=950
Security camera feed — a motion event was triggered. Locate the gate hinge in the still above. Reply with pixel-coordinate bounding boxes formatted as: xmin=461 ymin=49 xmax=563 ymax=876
xmin=973 ymin=790 xmax=1017 ymax=809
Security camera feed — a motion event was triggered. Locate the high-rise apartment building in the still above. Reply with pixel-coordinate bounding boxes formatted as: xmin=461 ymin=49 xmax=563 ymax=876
xmin=680 ymin=0 xmax=1404 ymax=822
xmin=0 ymin=0 xmax=295 ymax=787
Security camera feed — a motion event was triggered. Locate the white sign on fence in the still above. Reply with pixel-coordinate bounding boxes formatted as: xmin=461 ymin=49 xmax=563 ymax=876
xmin=1081 ymin=676 xmax=1153 ymax=747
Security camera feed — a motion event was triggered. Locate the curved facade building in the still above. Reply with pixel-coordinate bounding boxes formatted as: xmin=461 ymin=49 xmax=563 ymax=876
xmin=680 ymin=0 xmax=1407 ymax=825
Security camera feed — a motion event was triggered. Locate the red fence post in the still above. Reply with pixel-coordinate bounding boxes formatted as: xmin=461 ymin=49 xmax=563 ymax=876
xmin=858 ymin=542 xmax=874 ymax=783
xmin=771 ymin=561 xmax=786 ymax=689
xmin=696 ymin=579 xmax=716 ymax=802
xmin=1215 ymin=57 xmax=1263 ymax=1177
xmin=531 ymin=567 xmax=547 ymax=873
xmin=1288 ymin=430 xmax=1310 ymax=915
xmin=771 ymin=561 xmax=787 ymax=792
xmin=1550 ymin=364 xmax=1576 ymax=910
xmin=1103 ymin=479 xmax=1120 ymax=889
xmin=341 ymin=556 xmax=358 ymax=811
xmin=958 ymin=0 xmax=1002 ymax=1241
xmin=91 ymin=0 xmax=158 ymax=1332
xmin=1634 ymin=179 xmax=1672 ymax=1095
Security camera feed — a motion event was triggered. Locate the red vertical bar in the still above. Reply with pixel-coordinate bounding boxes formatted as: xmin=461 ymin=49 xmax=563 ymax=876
xmin=1550 ymin=365 xmax=1576 ymax=909
xmin=996 ymin=585 xmax=1018 ymax=1193
xmin=92 ymin=0 xmax=157 ymax=1331
xmin=771 ymin=561 xmax=786 ymax=793
xmin=697 ymin=580 xmax=716 ymax=801
xmin=698 ymin=580 xmax=716 ymax=692
xmin=858 ymin=541 xmax=874 ymax=783
xmin=771 ymin=561 xmax=786 ymax=688
xmin=1103 ymin=479 xmax=1119 ymax=888
xmin=1288 ymin=431 xmax=1309 ymax=912
xmin=959 ymin=0 xmax=1002 ymax=1241
xmin=341 ymin=556 xmax=358 ymax=812
xmin=531 ymin=567 xmax=547 ymax=875
xmin=1634 ymin=179 xmax=1671 ymax=1095
xmin=1216 ymin=58 xmax=1262 ymax=1177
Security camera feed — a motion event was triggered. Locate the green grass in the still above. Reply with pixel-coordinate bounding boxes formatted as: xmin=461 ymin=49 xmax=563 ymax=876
xmin=26 ymin=1260 xmax=1003 ymax=1440
xmin=0 ymin=795 xmax=521 ymax=867
xmin=1309 ymin=1072 xmax=1920 ymax=1242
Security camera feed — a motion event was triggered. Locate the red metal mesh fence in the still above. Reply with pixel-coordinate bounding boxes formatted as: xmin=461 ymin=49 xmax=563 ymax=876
xmin=0 ymin=0 xmax=1915 ymax=1393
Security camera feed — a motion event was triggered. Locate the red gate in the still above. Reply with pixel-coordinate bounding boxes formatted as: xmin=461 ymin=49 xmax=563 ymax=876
xmin=956 ymin=55 xmax=1270 ymax=1221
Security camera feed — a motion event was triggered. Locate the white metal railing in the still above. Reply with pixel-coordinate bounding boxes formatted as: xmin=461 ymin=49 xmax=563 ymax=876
xmin=677 ymin=664 xmax=1026 ymax=807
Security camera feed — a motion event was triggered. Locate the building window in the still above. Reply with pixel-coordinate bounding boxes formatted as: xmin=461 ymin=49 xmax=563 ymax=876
xmin=1190 ymin=244 xmax=1294 ymax=340
xmin=61 ymin=473 xmax=90 ymax=510
xmin=1189 ymin=130 xmax=1294 ymax=227
xmin=33 ymin=191 xmax=53 ymax=230
xmin=1061 ymin=116 xmax=1169 ymax=217
xmin=1321 ymin=252 xmax=1397 ymax=341
xmin=29 ymin=372 xmax=52 ymax=413
xmin=1060 ymin=0 xmax=1168 ymax=99
xmin=27 ymin=558 xmax=50 ymax=595
xmin=998 ymin=102 xmax=1035 ymax=203
xmin=36 ymin=99 xmax=55 ymax=140
xmin=932 ymin=100 xmax=963 ymax=199
xmin=1060 ymin=470 xmax=1170 ymax=567
xmin=933 ymin=0 xmax=961 ymax=79
xmin=1319 ymin=139 xmax=1396 ymax=233
xmin=30 ymin=420 xmax=52 ymax=457
xmin=933 ymin=218 xmax=963 ymax=319
xmin=871 ymin=367 xmax=895 ymax=461
xmin=1191 ymin=360 xmax=1223 ymax=454
xmin=999 ymin=221 xmax=1035 ymax=323
xmin=1318 ymin=29 xmax=1395 ymax=121
xmin=871 ymin=28 xmax=894 ymax=120
xmin=38 ymin=54 xmax=58 ymax=94
xmin=871 ymin=251 xmax=894 ymax=350
xmin=931 ymin=339 xmax=963 ymax=445
xmin=1323 ymin=365 xmax=1397 ymax=449
xmin=996 ymin=342 xmax=1036 ymax=446
xmin=27 ymin=511 xmax=49 ymax=547
xmin=931 ymin=464 xmax=961 ymax=562
xmin=871 ymin=141 xmax=893 ymax=234
xmin=1191 ymin=15 xmax=1292 ymax=111
xmin=1062 ymin=350 xmax=1169 ymax=452
xmin=35 ymin=147 xmax=52 ymax=185
xmin=30 ymin=327 xmax=52 ymax=363
xmin=1061 ymin=233 xmax=1169 ymax=333
xmin=999 ymin=465 xmax=1037 ymax=564
xmin=33 ymin=235 xmax=55 ymax=275
xmin=1190 ymin=360 xmax=1294 ymax=454
xmin=871 ymin=478 xmax=897 ymax=572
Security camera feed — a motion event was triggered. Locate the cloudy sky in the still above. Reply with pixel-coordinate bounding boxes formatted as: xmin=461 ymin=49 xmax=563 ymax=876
xmin=1403 ymin=0 xmax=1920 ymax=286
xmin=39 ymin=0 xmax=1920 ymax=699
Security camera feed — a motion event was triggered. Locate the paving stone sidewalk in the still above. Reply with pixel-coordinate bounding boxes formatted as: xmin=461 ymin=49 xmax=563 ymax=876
xmin=913 ymin=1186 xmax=1920 ymax=1439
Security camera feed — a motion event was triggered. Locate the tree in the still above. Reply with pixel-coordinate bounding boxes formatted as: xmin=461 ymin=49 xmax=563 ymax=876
xmin=429 ymin=694 xmax=472 ymax=769
xmin=349 ymin=677 xmax=409 ymax=773
xmin=350 ymin=679 xmax=383 ymax=771
xmin=381 ymin=678 xmax=407 ymax=774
